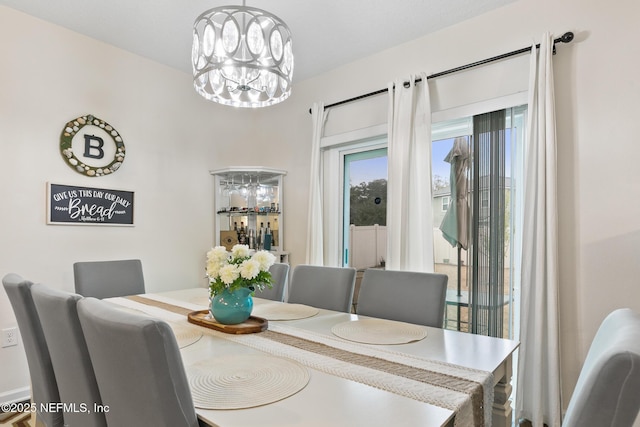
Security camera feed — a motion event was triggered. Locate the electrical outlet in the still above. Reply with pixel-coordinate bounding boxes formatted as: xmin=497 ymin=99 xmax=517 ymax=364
xmin=2 ymin=327 xmax=19 ymax=348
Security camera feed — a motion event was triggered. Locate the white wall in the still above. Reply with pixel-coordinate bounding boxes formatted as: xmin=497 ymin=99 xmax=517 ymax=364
xmin=257 ymin=0 xmax=640 ymax=412
xmin=2 ymin=0 xmax=640 ymax=415
xmin=0 ymin=6 xmax=277 ymax=401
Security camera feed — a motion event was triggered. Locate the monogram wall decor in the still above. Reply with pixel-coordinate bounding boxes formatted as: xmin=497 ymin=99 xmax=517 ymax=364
xmin=59 ymin=114 xmax=126 ymax=177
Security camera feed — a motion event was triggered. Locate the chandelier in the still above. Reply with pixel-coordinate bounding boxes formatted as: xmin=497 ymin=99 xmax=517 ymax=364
xmin=191 ymin=3 xmax=294 ymax=108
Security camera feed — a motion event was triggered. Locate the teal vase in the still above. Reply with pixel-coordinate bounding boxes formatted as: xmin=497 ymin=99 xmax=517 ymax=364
xmin=210 ymin=288 xmax=253 ymax=325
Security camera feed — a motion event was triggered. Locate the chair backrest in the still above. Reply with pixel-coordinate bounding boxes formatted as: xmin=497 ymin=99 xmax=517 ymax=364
xmin=356 ymin=269 xmax=448 ymax=327
xmin=257 ymin=263 xmax=290 ymax=301
xmin=73 ymin=259 xmax=145 ymax=299
xmin=287 ymin=265 xmax=356 ymax=312
xmin=31 ymin=284 xmax=107 ymax=427
xmin=77 ymin=297 xmax=199 ymax=427
xmin=2 ymin=274 xmax=64 ymax=427
xmin=562 ymin=308 xmax=640 ymax=427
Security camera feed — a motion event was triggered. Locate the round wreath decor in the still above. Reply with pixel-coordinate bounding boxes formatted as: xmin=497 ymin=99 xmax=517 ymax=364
xmin=59 ymin=114 xmax=126 ymax=177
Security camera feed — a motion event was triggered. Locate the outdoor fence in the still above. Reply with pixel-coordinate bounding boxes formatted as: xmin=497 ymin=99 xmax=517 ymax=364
xmin=348 ymin=225 xmax=467 ymax=270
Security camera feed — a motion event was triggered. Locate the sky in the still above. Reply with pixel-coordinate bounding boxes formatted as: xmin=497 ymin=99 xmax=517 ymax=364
xmin=349 ymin=138 xmax=455 ymax=186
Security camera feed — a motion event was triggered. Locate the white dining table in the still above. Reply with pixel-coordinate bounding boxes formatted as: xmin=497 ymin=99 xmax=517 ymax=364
xmin=107 ymin=287 xmax=518 ymax=427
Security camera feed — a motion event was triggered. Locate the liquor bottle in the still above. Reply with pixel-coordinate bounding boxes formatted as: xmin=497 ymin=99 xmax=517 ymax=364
xmin=239 ymin=222 xmax=247 ymax=245
xmin=248 ymin=229 xmax=256 ymax=249
xmin=258 ymin=222 xmax=265 ymax=250
xmin=264 ymin=222 xmax=272 ymax=250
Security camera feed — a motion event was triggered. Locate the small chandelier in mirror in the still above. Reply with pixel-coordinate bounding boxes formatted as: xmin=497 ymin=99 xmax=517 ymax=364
xmin=192 ymin=3 xmax=294 ymax=108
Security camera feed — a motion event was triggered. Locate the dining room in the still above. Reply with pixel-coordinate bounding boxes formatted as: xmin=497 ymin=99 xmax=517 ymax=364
xmin=1 ymin=0 xmax=640 ymax=426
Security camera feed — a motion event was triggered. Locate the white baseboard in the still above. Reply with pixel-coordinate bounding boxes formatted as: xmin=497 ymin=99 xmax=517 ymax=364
xmin=0 ymin=386 xmax=30 ymax=405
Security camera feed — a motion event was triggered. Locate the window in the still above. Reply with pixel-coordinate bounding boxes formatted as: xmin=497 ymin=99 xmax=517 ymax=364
xmin=433 ymin=106 xmax=526 ymax=339
xmin=481 ymin=191 xmax=489 ymax=208
xmin=321 ymin=98 xmax=526 ymax=341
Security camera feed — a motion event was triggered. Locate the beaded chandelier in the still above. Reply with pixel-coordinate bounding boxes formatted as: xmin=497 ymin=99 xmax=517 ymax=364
xmin=192 ymin=4 xmax=294 ymax=108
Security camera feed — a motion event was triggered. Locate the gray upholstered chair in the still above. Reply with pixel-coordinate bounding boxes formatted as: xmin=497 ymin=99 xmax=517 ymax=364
xmin=256 ymin=263 xmax=290 ymax=301
xmin=77 ymin=297 xmax=200 ymax=427
xmin=2 ymin=274 xmax=64 ymax=427
xmin=356 ymin=269 xmax=448 ymax=327
xmin=287 ymin=265 xmax=356 ymax=312
xmin=73 ymin=259 xmax=145 ymax=299
xmin=31 ymin=284 xmax=107 ymax=427
xmin=562 ymin=308 xmax=640 ymax=427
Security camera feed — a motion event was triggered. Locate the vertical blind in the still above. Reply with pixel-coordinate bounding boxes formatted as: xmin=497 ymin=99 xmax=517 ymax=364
xmin=471 ymin=110 xmax=507 ymax=337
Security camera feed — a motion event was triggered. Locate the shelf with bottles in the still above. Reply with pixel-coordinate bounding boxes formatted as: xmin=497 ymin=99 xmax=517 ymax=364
xmin=228 ymin=218 xmax=279 ymax=251
xmin=216 ymin=208 xmax=281 ymax=216
xmin=210 ymin=167 xmax=286 ymax=254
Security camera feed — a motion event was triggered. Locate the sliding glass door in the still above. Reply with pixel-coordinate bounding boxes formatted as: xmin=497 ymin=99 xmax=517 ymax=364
xmin=342 ymin=148 xmax=388 ymax=268
xmin=321 ymin=103 xmax=525 ymax=341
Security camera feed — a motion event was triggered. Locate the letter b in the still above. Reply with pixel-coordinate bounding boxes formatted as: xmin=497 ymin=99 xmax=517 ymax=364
xmin=83 ymin=134 xmax=104 ymax=159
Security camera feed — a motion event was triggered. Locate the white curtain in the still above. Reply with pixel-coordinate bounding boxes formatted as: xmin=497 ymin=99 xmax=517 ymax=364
xmin=386 ymin=73 xmax=434 ymax=272
xmin=516 ymin=33 xmax=562 ymax=427
xmin=306 ymin=102 xmax=328 ymax=265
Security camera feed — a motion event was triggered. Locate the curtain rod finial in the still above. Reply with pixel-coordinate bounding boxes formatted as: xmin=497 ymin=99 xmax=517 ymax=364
xmin=560 ymin=32 xmax=574 ymax=43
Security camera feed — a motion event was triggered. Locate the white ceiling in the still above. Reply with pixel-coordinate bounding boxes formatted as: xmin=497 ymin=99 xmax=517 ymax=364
xmin=1 ymin=0 xmax=517 ymax=83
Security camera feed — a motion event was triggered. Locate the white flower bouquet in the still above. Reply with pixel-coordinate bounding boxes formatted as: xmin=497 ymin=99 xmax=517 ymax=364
xmin=206 ymin=244 xmax=276 ymax=297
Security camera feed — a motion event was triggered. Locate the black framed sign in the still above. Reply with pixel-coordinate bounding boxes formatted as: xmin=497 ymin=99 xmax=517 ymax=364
xmin=47 ymin=183 xmax=134 ymax=226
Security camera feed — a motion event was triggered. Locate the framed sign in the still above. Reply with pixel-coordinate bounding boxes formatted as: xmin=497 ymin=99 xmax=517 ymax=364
xmin=59 ymin=114 xmax=126 ymax=177
xmin=47 ymin=183 xmax=134 ymax=226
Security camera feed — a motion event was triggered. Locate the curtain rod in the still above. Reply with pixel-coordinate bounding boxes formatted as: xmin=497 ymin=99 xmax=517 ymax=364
xmin=308 ymin=31 xmax=574 ymax=114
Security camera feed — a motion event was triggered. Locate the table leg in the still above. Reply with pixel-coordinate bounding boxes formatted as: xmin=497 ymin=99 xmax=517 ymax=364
xmin=492 ymin=354 xmax=513 ymax=427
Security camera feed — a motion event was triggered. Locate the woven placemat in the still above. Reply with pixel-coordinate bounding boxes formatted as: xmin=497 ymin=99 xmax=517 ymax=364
xmin=107 ymin=302 xmax=202 ymax=348
xmin=108 ymin=303 xmax=151 ymax=316
xmin=186 ymin=354 xmax=310 ymax=409
xmin=169 ymin=322 xmax=203 ymax=348
xmin=252 ymin=302 xmax=319 ymax=321
xmin=331 ymin=318 xmax=428 ymax=345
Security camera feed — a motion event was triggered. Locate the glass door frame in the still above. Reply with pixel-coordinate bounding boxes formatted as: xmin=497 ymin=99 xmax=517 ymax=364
xmin=342 ymin=147 xmax=388 ymax=267
xmin=321 ymin=126 xmax=387 ymax=267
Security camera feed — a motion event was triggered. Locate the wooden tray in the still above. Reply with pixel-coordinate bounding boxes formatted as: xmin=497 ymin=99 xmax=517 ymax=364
xmin=187 ymin=310 xmax=268 ymax=334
